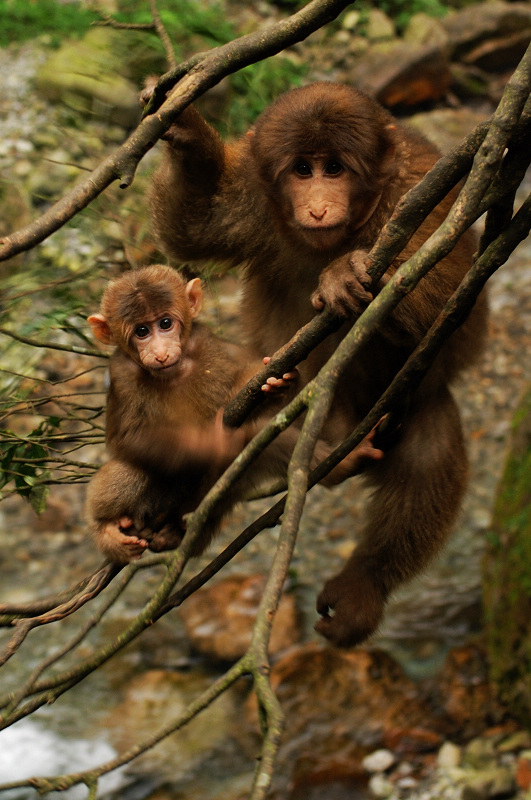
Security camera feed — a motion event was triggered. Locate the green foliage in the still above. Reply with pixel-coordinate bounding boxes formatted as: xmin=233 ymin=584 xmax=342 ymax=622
xmin=115 ymin=0 xmax=234 ymax=50
xmin=0 ymin=419 xmax=57 ymax=513
xmin=0 ymin=0 xmax=98 ymax=47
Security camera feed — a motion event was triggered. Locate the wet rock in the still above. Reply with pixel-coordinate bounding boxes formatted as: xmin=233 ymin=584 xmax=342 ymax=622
xmin=105 ymin=669 xmax=239 ymax=780
xmin=430 ymin=646 xmax=505 ymax=739
xmin=179 ymin=573 xmax=301 ymax=662
xmin=347 ymin=41 xmax=451 ymax=108
xmin=243 ymin=644 xmax=434 ymax=796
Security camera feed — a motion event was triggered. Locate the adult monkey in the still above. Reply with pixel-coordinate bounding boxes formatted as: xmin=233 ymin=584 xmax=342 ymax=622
xmin=145 ymin=81 xmax=488 ymax=647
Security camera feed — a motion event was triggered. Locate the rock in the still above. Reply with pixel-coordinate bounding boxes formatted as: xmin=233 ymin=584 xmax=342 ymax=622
xmin=431 ymin=646 xmax=504 ymax=739
xmin=347 ymin=41 xmax=451 ymax=108
xmin=449 ymin=62 xmax=493 ymax=102
xmin=403 ymin=13 xmax=450 ymax=49
xmin=383 ymin=726 xmax=443 ymax=755
xmin=409 ymin=107 xmax=488 ymax=154
xmin=26 ymin=149 xmax=80 ymax=205
xmin=368 ymin=773 xmax=395 ymax=797
xmin=460 ymin=766 xmax=516 ymax=800
xmin=341 ymin=10 xmax=361 ymax=31
xmin=362 ymin=748 xmax=396 ymax=773
xmin=438 ymin=741 xmax=462 ymax=769
xmin=105 ymin=669 xmax=238 ymax=780
xmin=243 ymin=644 xmax=435 ymax=796
xmin=443 ymin=1 xmax=531 ymax=71
xmin=35 ymin=28 xmax=141 ymax=128
xmin=464 ymin=737 xmax=498 ymax=770
xmin=462 ymin=30 xmax=531 ymax=73
xmin=365 ymin=9 xmax=395 ymax=42
xmin=179 ymin=573 xmax=301 ymax=661
xmin=497 ymin=730 xmax=531 ymax=753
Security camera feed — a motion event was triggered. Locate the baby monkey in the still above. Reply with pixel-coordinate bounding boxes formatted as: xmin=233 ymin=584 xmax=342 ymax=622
xmin=86 ymin=265 xmax=384 ymax=563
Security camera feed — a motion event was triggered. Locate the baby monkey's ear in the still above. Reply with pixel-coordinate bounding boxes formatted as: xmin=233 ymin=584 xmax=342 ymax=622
xmin=185 ymin=277 xmax=203 ymax=318
xmin=88 ymin=314 xmax=114 ymax=345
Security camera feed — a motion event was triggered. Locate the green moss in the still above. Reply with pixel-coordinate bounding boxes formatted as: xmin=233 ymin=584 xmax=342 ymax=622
xmin=483 ymin=388 xmax=531 ymax=727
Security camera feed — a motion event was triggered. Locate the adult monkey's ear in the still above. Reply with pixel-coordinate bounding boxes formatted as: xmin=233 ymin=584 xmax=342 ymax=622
xmin=185 ymin=278 xmax=203 ymax=318
xmin=88 ymin=314 xmax=114 ymax=345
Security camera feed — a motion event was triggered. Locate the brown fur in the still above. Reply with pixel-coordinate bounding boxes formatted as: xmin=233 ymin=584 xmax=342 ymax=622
xmin=148 ymin=82 xmax=488 ymax=646
xmin=86 ymin=264 xmax=384 ymax=564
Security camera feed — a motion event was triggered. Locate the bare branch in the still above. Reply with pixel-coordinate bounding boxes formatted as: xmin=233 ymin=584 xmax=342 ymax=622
xmin=0 ymin=326 xmax=105 ymax=358
xmin=150 ymin=0 xmax=177 ymax=69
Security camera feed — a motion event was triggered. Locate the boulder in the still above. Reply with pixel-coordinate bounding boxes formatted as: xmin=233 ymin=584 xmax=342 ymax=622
xmin=35 ymin=28 xmax=141 ymax=128
xmin=179 ymin=573 xmax=301 ymax=662
xmin=347 ymin=41 xmax=451 ymax=108
xmin=442 ymin=1 xmax=531 ymax=71
xmin=242 ymin=644 xmax=435 ymax=796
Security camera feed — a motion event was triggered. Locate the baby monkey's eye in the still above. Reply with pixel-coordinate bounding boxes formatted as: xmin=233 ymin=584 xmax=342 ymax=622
xmin=159 ymin=317 xmax=173 ymax=330
xmin=134 ymin=325 xmax=150 ymax=338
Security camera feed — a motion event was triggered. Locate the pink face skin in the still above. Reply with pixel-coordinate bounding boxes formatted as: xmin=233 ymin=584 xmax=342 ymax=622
xmin=283 ymin=155 xmax=353 ymax=250
xmin=132 ymin=314 xmax=184 ymax=374
xmin=88 ymin=277 xmax=204 ymax=379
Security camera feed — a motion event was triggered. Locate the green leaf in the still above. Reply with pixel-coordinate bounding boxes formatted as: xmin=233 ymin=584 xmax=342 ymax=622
xmin=29 ymin=484 xmax=50 ymax=515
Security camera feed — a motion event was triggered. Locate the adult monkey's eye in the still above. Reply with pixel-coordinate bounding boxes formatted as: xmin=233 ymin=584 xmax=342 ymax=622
xmin=134 ymin=325 xmax=150 ymax=338
xmin=294 ymin=160 xmax=312 ymax=177
xmin=159 ymin=317 xmax=173 ymax=330
xmin=325 ymin=161 xmax=343 ymax=175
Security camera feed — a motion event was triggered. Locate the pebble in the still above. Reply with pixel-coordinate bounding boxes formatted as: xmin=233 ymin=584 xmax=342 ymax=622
xmin=439 ymin=741 xmax=463 ymax=769
xmin=363 ymin=748 xmax=397 ymax=773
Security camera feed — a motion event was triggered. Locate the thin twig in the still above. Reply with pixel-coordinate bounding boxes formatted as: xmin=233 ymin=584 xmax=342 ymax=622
xmin=0 ymin=327 xmax=105 ymax=358
xmin=150 ymin=0 xmax=177 ymax=69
